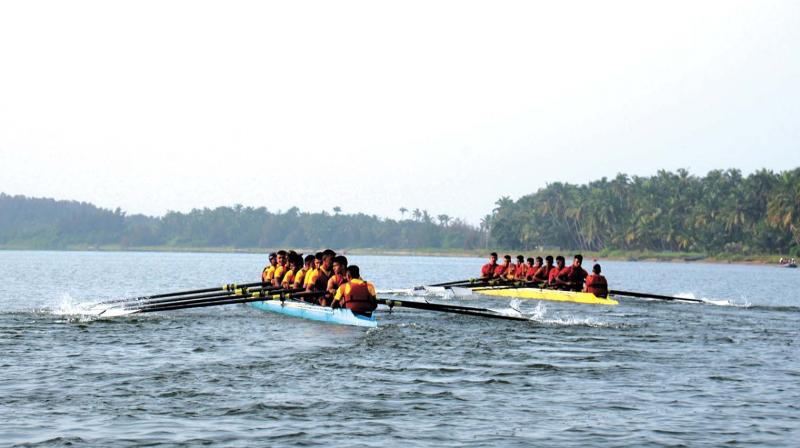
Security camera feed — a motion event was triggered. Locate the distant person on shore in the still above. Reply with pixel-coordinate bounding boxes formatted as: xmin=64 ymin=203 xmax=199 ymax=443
xmin=556 ymin=254 xmax=589 ymax=291
xmin=531 ymin=255 xmax=553 ymax=284
xmin=583 ymin=264 xmax=609 ymax=298
xmin=481 ymin=252 xmax=500 ymax=278
xmin=261 ymin=252 xmax=277 ymax=283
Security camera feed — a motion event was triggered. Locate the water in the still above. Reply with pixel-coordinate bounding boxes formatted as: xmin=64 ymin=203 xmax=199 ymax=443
xmin=1 ymin=250 xmax=798 ymax=446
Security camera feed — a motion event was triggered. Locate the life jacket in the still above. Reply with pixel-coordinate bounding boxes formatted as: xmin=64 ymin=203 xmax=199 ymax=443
xmin=526 ymin=264 xmax=540 ymax=279
xmin=329 ymin=273 xmax=346 ymax=292
xmin=548 ymin=266 xmax=562 ymax=283
xmin=584 ymin=274 xmax=608 ymax=298
xmin=481 ymin=262 xmax=498 ymax=277
xmin=557 ymin=266 xmax=588 ymax=291
xmin=341 ymin=279 xmax=377 ymax=315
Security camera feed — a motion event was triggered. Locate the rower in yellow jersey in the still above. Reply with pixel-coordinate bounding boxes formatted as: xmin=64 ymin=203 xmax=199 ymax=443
xmin=261 ymin=252 xmax=277 ymax=283
xmin=304 ymin=252 xmax=323 ymax=289
xmin=331 ymin=265 xmax=378 ymax=317
xmin=272 ymin=250 xmax=288 ymax=287
xmin=326 ymin=255 xmax=348 ymax=301
xmin=281 ymin=253 xmax=303 ymax=289
xmin=293 ymin=254 xmax=315 ymax=289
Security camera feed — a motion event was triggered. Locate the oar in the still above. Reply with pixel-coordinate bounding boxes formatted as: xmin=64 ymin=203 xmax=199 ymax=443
xmin=129 ymin=287 xmax=305 ymax=312
xmin=413 ymin=278 xmax=493 ymax=291
xmin=136 ymin=290 xmax=325 ymax=314
xmin=112 ymin=284 xmax=286 ymax=310
xmin=377 ymin=298 xmax=531 ymax=322
xmin=609 ymin=289 xmax=704 ymax=303
xmin=94 ymin=281 xmax=268 ymax=306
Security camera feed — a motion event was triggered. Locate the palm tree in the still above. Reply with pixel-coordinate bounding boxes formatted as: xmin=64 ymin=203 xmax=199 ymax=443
xmin=399 ymin=207 xmax=408 ymax=220
xmin=412 ymin=208 xmax=422 ymax=221
xmin=333 ymin=206 xmax=342 ymax=215
xmin=437 ymin=214 xmax=450 ymax=227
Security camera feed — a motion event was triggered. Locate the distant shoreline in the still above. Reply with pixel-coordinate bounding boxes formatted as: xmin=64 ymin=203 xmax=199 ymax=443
xmin=0 ymin=245 xmax=789 ymax=266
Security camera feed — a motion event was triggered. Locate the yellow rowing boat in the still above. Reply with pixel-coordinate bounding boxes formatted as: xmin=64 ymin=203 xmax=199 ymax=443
xmin=472 ymin=287 xmax=618 ymax=305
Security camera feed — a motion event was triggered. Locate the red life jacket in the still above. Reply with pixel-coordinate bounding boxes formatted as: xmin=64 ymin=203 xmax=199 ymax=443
xmin=548 ymin=266 xmax=562 ymax=283
xmin=585 ymin=274 xmax=608 ymax=298
xmin=342 ymin=280 xmax=377 ymax=315
xmin=481 ymin=263 xmax=497 ymax=277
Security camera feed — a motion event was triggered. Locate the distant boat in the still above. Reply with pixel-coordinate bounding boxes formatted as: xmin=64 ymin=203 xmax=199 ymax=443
xmin=779 ymin=259 xmax=797 ymax=268
xmin=784 ymin=263 xmax=798 ymax=268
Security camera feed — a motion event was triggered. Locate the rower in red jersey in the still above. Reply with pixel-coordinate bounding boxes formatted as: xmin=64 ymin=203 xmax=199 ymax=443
xmin=583 ymin=263 xmax=609 ymax=298
xmin=556 ymin=254 xmax=589 ymax=292
xmin=514 ymin=255 xmax=527 ymax=280
xmin=548 ymin=255 xmax=566 ymax=287
xmin=531 ymin=255 xmax=552 ymax=284
xmin=526 ymin=256 xmax=543 ymax=281
xmin=497 ymin=255 xmax=514 ymax=279
xmin=481 ymin=252 xmax=500 ymax=278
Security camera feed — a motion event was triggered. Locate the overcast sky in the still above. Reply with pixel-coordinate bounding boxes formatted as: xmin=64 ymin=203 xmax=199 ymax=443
xmin=1 ymin=1 xmax=798 ymax=224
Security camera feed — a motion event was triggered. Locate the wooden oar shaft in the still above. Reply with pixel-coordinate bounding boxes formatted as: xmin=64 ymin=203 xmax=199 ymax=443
xmin=609 ymin=289 xmax=703 ymax=303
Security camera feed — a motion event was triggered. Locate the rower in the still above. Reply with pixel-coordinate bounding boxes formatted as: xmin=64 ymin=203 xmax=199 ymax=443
xmin=331 ymin=265 xmax=378 ymax=316
xmin=531 ymin=255 xmax=553 ymax=284
xmin=272 ymin=250 xmax=288 ymax=287
xmin=556 ymin=254 xmax=589 ymax=292
xmin=294 ymin=254 xmax=315 ymax=289
xmin=583 ymin=263 xmax=609 ymax=298
xmin=281 ymin=253 xmax=302 ymax=289
xmin=497 ymin=255 xmax=513 ymax=279
xmin=526 ymin=256 xmax=543 ymax=281
xmin=326 ymin=255 xmax=349 ymax=303
xmin=261 ymin=252 xmax=277 ymax=283
xmin=548 ymin=255 xmax=565 ymax=287
xmin=480 ymin=252 xmax=500 ymax=278
xmin=308 ymin=249 xmax=334 ymax=300
xmin=514 ymin=255 xmax=526 ymax=280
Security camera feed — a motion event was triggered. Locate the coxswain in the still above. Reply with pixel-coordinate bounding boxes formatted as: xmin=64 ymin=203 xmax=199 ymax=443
xmin=272 ymin=250 xmax=288 ymax=287
xmin=324 ymin=255 xmax=349 ymax=305
xmin=293 ymin=254 xmax=315 ymax=289
xmin=531 ymin=255 xmax=553 ymax=284
xmin=331 ymin=265 xmax=378 ymax=316
xmin=548 ymin=255 xmax=565 ymax=287
xmin=556 ymin=254 xmax=589 ymax=291
xmin=513 ymin=255 xmax=526 ymax=280
xmin=480 ymin=252 xmax=500 ymax=278
xmin=261 ymin=252 xmax=277 ymax=283
xmin=583 ymin=263 xmax=609 ymax=298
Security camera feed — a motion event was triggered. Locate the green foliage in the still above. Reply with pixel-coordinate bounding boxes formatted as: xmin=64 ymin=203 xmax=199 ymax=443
xmin=0 ymin=194 xmax=482 ymax=250
xmin=488 ymin=168 xmax=800 ymax=255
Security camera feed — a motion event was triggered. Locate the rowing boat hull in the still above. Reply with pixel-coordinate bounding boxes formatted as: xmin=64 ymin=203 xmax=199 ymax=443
xmin=474 ymin=287 xmax=618 ymax=305
xmin=249 ymin=300 xmax=378 ymax=327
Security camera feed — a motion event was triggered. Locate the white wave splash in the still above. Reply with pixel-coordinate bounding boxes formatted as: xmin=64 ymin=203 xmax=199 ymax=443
xmin=676 ymin=292 xmax=751 ymax=308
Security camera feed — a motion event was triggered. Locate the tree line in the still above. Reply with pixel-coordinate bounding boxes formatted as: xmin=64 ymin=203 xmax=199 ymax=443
xmin=487 ymin=168 xmax=800 ymax=256
xmin=0 ymin=194 xmax=482 ymax=250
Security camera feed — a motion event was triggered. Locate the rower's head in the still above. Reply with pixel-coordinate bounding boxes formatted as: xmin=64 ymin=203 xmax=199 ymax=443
xmin=489 ymin=252 xmax=498 ymax=263
xmin=536 ymin=256 xmax=543 ymax=266
xmin=346 ymin=265 xmax=361 ymax=280
xmin=323 ymin=249 xmax=336 ymax=258
xmin=555 ymin=255 xmax=565 ymax=268
xmin=268 ymin=252 xmax=277 ymax=266
xmin=304 ymin=254 xmax=314 ymax=268
xmin=592 ymin=263 xmax=602 ymax=274
xmin=290 ymin=254 xmax=302 ymax=270
xmin=526 ymin=257 xmax=534 ymax=266
xmin=545 ymin=255 xmax=553 ymax=266
xmin=276 ymin=250 xmax=287 ymax=266
xmin=503 ymin=255 xmax=511 ymax=265
xmin=573 ymin=254 xmax=583 ymax=267
xmin=322 ymin=252 xmax=334 ymax=269
xmin=314 ymin=252 xmax=323 ymax=269
xmin=517 ymin=255 xmax=525 ymax=264
xmin=333 ymin=255 xmax=348 ymax=274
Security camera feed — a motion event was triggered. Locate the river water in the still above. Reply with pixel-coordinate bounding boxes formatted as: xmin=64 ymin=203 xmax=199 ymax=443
xmin=0 ymin=250 xmax=798 ymax=446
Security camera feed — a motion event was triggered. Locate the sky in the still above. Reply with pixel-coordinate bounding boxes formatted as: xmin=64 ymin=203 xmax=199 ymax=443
xmin=1 ymin=1 xmax=798 ymax=224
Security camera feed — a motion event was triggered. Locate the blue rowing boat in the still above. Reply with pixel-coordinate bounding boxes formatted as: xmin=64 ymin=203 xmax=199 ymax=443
xmin=249 ymin=299 xmax=378 ymax=328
